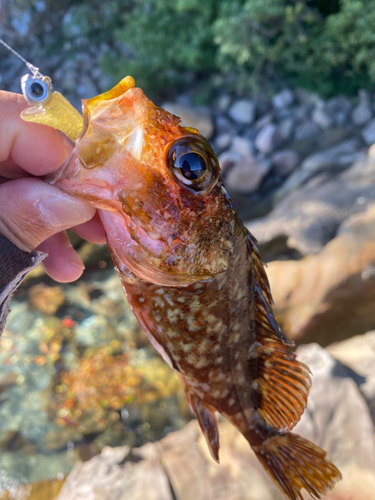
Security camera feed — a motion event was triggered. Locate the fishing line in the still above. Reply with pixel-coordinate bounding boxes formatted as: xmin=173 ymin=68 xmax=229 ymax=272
xmin=0 ymin=37 xmax=41 ymax=77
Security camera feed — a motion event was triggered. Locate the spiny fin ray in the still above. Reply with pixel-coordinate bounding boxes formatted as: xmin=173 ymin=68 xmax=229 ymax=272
xmin=186 ymin=393 xmax=220 ymax=462
xmin=247 ymin=230 xmax=311 ymax=430
xmin=253 ymin=433 xmax=342 ymax=500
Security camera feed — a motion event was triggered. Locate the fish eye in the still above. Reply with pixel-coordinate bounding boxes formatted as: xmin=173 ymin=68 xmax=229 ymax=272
xmin=165 ymin=135 xmax=220 ymax=195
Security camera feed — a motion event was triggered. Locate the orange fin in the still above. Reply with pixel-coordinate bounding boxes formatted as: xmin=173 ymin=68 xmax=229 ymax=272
xmin=251 ymin=339 xmax=311 ymax=430
xmin=247 ymin=231 xmax=311 ymax=430
xmin=247 ymin=232 xmax=292 ymax=346
xmin=186 ymin=393 xmax=220 ymax=462
xmin=253 ymin=432 xmax=342 ymax=500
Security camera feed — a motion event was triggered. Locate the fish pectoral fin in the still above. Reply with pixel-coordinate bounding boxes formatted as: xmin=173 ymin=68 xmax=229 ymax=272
xmin=251 ymin=339 xmax=311 ymax=430
xmin=252 ymin=432 xmax=341 ymax=500
xmin=186 ymin=393 xmax=220 ymax=463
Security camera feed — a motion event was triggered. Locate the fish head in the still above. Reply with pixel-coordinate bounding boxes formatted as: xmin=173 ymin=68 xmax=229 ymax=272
xmin=48 ymin=77 xmax=236 ymax=286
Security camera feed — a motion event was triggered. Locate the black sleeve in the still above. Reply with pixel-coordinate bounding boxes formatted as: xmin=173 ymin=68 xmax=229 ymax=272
xmin=0 ymin=233 xmax=46 ymax=335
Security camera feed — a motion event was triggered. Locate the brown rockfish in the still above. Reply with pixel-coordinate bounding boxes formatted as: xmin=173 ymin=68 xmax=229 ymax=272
xmin=46 ymin=77 xmax=341 ymax=499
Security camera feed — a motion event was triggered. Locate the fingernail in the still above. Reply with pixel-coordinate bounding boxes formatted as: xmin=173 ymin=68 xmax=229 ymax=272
xmin=65 ymin=243 xmax=85 ymax=272
xmin=37 ymin=195 xmax=94 ymax=229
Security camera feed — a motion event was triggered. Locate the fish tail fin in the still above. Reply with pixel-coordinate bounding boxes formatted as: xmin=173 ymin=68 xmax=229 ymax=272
xmin=252 ymin=431 xmax=342 ymax=500
xmin=185 ymin=392 xmax=220 ymax=462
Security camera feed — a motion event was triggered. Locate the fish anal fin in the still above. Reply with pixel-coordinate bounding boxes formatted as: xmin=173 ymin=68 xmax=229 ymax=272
xmin=251 ymin=339 xmax=311 ymax=430
xmin=252 ymin=432 xmax=342 ymax=500
xmin=186 ymin=393 xmax=220 ymax=463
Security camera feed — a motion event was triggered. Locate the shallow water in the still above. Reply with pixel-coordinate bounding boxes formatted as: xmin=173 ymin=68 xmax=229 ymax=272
xmin=0 ymin=263 xmax=191 ymax=494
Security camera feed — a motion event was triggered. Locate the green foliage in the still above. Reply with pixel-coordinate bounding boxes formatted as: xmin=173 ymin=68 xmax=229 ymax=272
xmin=60 ymin=0 xmax=375 ymax=98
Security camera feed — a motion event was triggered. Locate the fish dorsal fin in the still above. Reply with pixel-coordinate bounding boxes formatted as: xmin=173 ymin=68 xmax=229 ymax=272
xmin=247 ymin=231 xmax=311 ymax=431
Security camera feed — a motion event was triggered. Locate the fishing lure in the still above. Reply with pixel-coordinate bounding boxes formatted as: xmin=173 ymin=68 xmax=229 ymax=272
xmin=1 ymin=39 xmax=341 ymax=500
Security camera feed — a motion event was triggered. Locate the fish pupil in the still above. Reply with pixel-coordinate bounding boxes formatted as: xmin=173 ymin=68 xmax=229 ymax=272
xmin=179 ymin=153 xmax=206 ymax=180
xmin=30 ymin=82 xmax=44 ymax=97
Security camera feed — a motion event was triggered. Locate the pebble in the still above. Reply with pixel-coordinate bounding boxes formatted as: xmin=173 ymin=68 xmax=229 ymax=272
xmin=228 ymin=99 xmax=256 ymax=124
xmin=362 ymin=118 xmax=375 ymax=145
xmin=272 ymin=89 xmax=294 ymax=109
xmin=312 ymin=103 xmax=333 ymax=129
xmin=214 ymin=133 xmax=232 ymax=151
xmin=352 ymin=90 xmax=372 ymax=126
xmin=77 ymin=75 xmax=98 ymax=99
xmin=225 ymin=158 xmax=271 ymax=193
xmin=216 ymin=94 xmax=231 ymax=112
xmin=294 ymin=120 xmax=320 ymax=141
xmin=254 ymin=112 xmax=274 ymax=130
xmin=218 ymin=150 xmax=243 ymax=174
xmin=215 ymin=116 xmax=233 ymax=134
xmin=255 ymin=124 xmax=282 ymax=154
xmin=302 ymin=138 xmax=361 ymax=172
xmin=277 ymin=118 xmax=294 ymax=141
xmin=162 ymin=103 xmax=214 ymax=139
xmin=326 ymin=95 xmax=352 ymax=126
xmin=231 ymin=136 xmax=255 ymax=159
xmin=271 ymin=150 xmax=300 ymax=176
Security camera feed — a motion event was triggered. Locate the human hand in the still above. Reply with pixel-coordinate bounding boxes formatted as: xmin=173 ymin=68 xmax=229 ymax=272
xmin=0 ymin=91 xmax=106 ymax=282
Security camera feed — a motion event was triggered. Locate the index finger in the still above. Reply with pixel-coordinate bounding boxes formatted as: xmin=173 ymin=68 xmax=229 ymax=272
xmin=0 ymin=90 xmax=73 ymax=177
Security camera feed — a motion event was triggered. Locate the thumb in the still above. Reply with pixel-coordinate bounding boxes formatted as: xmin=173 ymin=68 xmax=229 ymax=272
xmin=0 ymin=177 xmax=95 ymax=251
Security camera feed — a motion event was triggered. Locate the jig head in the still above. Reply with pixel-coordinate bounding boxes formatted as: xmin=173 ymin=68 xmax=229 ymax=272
xmin=0 ymin=38 xmax=84 ymax=141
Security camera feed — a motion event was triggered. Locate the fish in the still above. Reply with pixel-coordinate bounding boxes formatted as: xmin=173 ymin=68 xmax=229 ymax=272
xmin=45 ymin=76 xmax=341 ymax=499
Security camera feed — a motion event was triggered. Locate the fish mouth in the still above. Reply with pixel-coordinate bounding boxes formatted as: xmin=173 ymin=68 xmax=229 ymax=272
xmin=79 ymin=76 xmax=136 ymax=142
xmin=85 ymin=76 xmax=135 ymax=107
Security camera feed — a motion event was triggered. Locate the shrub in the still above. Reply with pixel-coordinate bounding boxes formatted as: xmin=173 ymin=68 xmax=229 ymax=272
xmin=60 ymin=0 xmax=375 ymax=98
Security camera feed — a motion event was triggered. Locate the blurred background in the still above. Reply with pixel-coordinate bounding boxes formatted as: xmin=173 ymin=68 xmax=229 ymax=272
xmin=1 ymin=0 xmax=375 ymax=499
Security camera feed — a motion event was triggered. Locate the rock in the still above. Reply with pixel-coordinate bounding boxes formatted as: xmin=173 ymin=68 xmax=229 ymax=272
xmin=216 ymin=94 xmax=231 ymax=112
xmin=219 ymin=136 xmax=269 ymax=192
xmin=231 ymin=136 xmax=255 ymax=158
xmin=327 ymin=331 xmax=375 ymax=419
xmin=225 ymin=158 xmax=271 ymax=193
xmin=270 ymin=150 xmax=300 ymax=176
xmin=254 ymin=112 xmax=274 ymax=130
xmin=352 ymin=90 xmax=372 ymax=125
xmin=56 ymin=341 xmax=375 ymax=500
xmin=214 ymin=133 xmax=232 ymax=151
xmin=302 ymin=138 xmax=363 ymax=173
xmin=312 ymin=103 xmax=333 ymax=129
xmin=215 ymin=116 xmax=233 ymax=134
xmin=247 ymin=155 xmax=375 ymax=257
xmin=272 ymin=89 xmax=294 ymax=109
xmin=294 ymin=120 xmax=320 ymax=141
xmin=326 ymin=95 xmax=352 ymax=126
xmin=255 ymin=124 xmax=282 ymax=154
xmin=295 ymin=343 xmax=375 ymax=500
xmin=217 ymin=150 xmax=243 ymax=174
xmin=162 ymin=103 xmax=214 ymax=139
xmin=276 ymin=117 xmax=294 ymax=141
xmin=228 ymin=99 xmax=256 ymax=124
xmin=265 ymin=204 xmax=375 ymax=345
xmin=362 ymin=118 xmax=375 ymax=145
